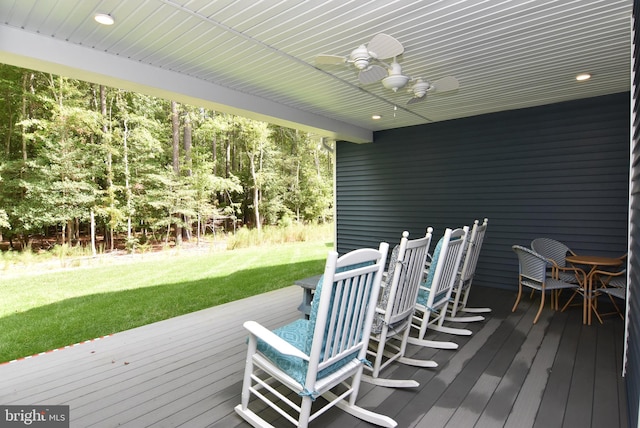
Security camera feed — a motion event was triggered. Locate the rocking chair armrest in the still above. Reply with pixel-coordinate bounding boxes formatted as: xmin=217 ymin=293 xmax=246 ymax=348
xmin=243 ymin=321 xmax=310 ymax=361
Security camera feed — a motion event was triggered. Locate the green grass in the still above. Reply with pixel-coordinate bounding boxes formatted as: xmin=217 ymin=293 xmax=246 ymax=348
xmin=0 ymin=240 xmax=332 ymax=363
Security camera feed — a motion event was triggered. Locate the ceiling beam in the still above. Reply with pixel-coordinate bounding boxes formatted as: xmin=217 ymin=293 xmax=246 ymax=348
xmin=0 ymin=25 xmax=373 ymax=144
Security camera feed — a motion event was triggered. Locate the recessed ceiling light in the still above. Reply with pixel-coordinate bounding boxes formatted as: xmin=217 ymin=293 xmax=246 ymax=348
xmin=94 ymin=13 xmax=115 ymax=26
xmin=372 ymin=115 xmax=382 ymax=120
xmin=576 ymin=73 xmax=591 ymax=81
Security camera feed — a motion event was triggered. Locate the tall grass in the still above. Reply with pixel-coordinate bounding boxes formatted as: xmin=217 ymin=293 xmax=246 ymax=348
xmin=0 ymin=223 xmax=334 ymax=272
xmin=0 ymin=224 xmax=333 ymax=363
xmin=227 ymin=222 xmax=333 ymax=249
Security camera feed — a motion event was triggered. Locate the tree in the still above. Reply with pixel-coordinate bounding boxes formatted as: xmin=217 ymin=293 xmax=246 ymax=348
xmin=170 ymin=101 xmax=182 ymax=245
xmin=15 ymin=75 xmax=103 ymax=246
xmin=0 ymin=171 xmax=9 ymax=235
xmin=232 ymin=118 xmax=270 ymax=231
xmin=0 ymin=64 xmax=335 ymax=251
xmin=264 ymin=127 xmax=333 ymax=224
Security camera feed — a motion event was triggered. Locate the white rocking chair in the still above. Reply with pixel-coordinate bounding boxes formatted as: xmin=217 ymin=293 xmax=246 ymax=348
xmin=363 ymin=228 xmax=435 ymax=389
xmin=446 ymin=218 xmax=490 ymax=322
xmin=408 ymin=226 xmax=471 ymax=349
xmin=235 ymin=242 xmax=397 ymax=428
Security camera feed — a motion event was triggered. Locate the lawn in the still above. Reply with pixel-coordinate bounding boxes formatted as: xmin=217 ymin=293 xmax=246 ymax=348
xmin=0 ymin=240 xmax=331 ymax=363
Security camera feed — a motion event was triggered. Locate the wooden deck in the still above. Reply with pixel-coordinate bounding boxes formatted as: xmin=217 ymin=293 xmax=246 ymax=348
xmin=0 ymin=285 xmax=627 ymax=428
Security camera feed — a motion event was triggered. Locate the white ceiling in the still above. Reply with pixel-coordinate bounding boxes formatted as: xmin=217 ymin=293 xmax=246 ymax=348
xmin=0 ymin=0 xmax=632 ymax=143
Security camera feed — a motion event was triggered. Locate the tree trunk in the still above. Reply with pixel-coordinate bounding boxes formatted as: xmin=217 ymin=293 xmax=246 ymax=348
xmin=247 ymin=152 xmax=261 ymax=232
xmin=67 ymin=220 xmax=73 ymax=245
xmin=171 ymin=101 xmax=182 ymax=246
xmin=225 ymin=137 xmax=230 ymax=179
xmin=90 ymin=211 xmax=97 ymax=256
xmin=123 ymin=118 xmax=132 ymax=242
xmin=172 ymin=101 xmax=180 ymax=175
xmin=184 ymin=114 xmax=192 ymax=176
xmin=296 ymin=159 xmax=301 ymax=222
xmin=100 ymin=85 xmax=116 ymax=252
xmin=20 ymin=72 xmax=35 ymax=162
xmin=212 ymin=135 xmax=217 ymax=176
xmin=183 ymin=114 xmax=192 ymax=241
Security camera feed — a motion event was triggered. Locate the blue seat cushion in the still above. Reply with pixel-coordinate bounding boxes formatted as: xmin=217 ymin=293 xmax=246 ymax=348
xmin=306 ymin=261 xmax=373 ymax=354
xmin=372 ymin=244 xmax=400 ymax=334
xmin=416 ymin=235 xmax=461 ymax=307
xmin=416 ymin=286 xmax=450 ymax=308
xmin=257 ymin=260 xmax=372 ymax=386
xmin=257 ymin=319 xmax=309 ymax=384
xmin=416 ymin=237 xmax=443 ymax=306
xmin=257 ymin=319 xmax=360 ymax=386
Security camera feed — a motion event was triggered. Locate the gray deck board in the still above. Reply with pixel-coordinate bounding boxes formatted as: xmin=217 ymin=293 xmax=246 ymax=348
xmin=592 ymin=318 xmax=625 ymax=428
xmin=505 ymin=312 xmax=562 ymax=428
xmin=0 ymin=285 xmax=627 ymax=428
xmin=563 ymin=321 xmax=598 ymax=428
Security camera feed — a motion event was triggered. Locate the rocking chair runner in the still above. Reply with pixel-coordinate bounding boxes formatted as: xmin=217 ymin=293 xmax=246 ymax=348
xmin=235 ymin=242 xmax=397 ymax=428
xmin=447 ymin=218 xmax=490 ymax=323
xmin=363 ymin=228 xmax=435 ymax=389
xmin=408 ymin=226 xmax=471 ymax=349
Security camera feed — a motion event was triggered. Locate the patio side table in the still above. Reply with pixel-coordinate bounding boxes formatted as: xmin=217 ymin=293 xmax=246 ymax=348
xmin=295 ymin=274 xmax=322 ymax=318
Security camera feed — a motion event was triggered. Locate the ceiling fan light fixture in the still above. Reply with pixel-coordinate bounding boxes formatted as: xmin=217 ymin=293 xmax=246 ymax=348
xmin=382 ymin=61 xmax=410 ymax=91
xmin=353 ymin=58 xmax=369 ymax=70
xmin=94 ymin=13 xmax=115 ymax=25
xmin=412 ymin=79 xmax=431 ymax=97
xmin=576 ymin=73 xmax=591 ymax=81
xmin=350 ymin=45 xmax=370 ymax=70
xmin=382 ymin=74 xmax=410 ymax=92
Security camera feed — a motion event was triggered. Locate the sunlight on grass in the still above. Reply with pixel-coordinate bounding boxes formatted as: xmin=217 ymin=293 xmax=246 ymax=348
xmin=0 ymin=239 xmax=333 ymax=362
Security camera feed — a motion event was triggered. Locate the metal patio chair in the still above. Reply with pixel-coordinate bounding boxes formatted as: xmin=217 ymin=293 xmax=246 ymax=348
xmin=512 ymin=245 xmax=579 ymax=324
xmin=531 ymin=237 xmax=584 ymax=284
xmin=591 ymin=267 xmax=627 ymax=322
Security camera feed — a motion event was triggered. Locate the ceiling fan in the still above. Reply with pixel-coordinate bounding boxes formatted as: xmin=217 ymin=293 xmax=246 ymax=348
xmin=406 ymin=76 xmax=460 ymax=105
xmin=315 ymin=33 xmax=404 ymax=85
xmin=377 ymin=60 xmax=460 ymax=103
xmin=316 ymin=34 xmax=459 ymax=104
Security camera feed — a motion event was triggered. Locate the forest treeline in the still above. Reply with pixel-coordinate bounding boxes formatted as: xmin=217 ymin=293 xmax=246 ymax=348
xmin=0 ymin=64 xmax=334 ymax=252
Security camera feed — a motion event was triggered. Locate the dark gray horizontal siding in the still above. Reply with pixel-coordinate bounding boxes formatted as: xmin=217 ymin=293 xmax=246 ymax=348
xmin=626 ymin=3 xmax=640 ymax=427
xmin=336 ymin=92 xmax=630 ymax=291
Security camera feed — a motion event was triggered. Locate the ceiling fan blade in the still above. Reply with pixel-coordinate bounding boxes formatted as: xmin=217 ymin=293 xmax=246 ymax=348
xmin=315 ymin=54 xmax=347 ymax=65
xmin=431 ymin=76 xmax=459 ymax=93
xmin=359 ymin=65 xmax=388 ymax=84
xmin=407 ymin=95 xmax=426 ymax=105
xmin=367 ymin=33 xmax=404 ymax=60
